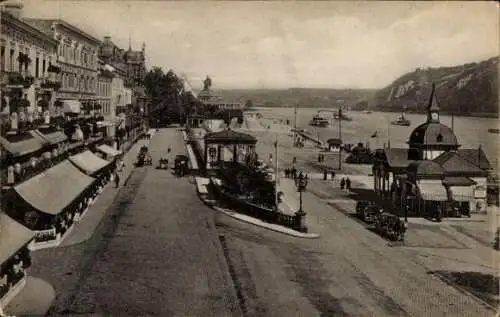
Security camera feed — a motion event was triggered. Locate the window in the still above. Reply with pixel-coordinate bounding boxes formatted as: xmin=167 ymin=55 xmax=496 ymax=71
xmin=35 ymin=57 xmax=39 ymax=77
xmin=9 ymin=49 xmax=14 ymax=71
xmin=42 ymin=59 xmax=46 ymax=76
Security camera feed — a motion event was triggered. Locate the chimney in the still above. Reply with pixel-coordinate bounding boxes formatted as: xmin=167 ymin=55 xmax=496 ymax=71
xmin=3 ymin=1 xmax=24 ymax=20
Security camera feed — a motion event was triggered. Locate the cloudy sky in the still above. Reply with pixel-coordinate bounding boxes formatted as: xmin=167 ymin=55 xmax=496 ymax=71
xmin=19 ymin=0 xmax=499 ymax=89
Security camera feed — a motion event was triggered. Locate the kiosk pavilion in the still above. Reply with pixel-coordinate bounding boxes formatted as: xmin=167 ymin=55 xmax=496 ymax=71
xmin=373 ymin=84 xmax=492 ymax=217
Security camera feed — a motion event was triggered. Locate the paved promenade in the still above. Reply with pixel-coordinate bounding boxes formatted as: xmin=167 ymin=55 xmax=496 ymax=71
xmin=212 ymin=115 xmax=496 ymax=317
xmin=23 ymin=128 xmax=242 ymax=317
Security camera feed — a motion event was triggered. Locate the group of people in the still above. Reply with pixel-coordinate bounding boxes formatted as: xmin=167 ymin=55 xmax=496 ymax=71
xmin=340 ymin=177 xmax=352 ymax=191
xmin=284 ymin=167 xmax=298 ymax=179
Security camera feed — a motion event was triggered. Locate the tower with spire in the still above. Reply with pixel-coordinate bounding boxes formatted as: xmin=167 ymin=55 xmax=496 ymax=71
xmin=426 ymin=83 xmax=441 ymax=124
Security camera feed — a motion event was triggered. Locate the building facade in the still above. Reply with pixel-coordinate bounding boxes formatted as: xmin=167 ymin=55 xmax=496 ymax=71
xmin=372 ymin=84 xmax=492 ymax=218
xmin=1 ymin=3 xmax=60 ymax=116
xmin=97 ymin=59 xmax=112 ymax=116
xmin=24 ymin=17 xmax=101 ymax=114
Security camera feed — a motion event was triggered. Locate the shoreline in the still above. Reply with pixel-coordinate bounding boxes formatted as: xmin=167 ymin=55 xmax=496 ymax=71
xmin=248 ymin=107 xmax=499 ymax=119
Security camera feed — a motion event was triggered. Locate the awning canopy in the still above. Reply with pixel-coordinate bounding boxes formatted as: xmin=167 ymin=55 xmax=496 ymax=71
xmin=14 ymin=160 xmax=95 ymax=215
xmin=32 ymin=128 xmax=68 ymax=145
xmin=418 ymin=183 xmax=448 ymax=201
xmin=69 ymin=150 xmax=111 ymax=175
xmin=0 ymin=133 xmax=46 ymax=157
xmin=97 ymin=144 xmax=122 ymax=157
xmin=449 ymin=186 xmax=474 ymax=202
xmin=0 ymin=212 xmax=34 ymax=264
xmin=442 ymin=176 xmax=476 ymax=187
xmin=62 ymin=99 xmax=82 ymax=114
xmin=97 ymin=117 xmax=123 ymax=128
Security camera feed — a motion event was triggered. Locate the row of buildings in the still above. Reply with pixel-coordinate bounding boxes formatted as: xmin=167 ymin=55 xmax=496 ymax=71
xmin=1 ymin=1 xmax=148 ymax=138
xmin=0 ymin=1 xmax=149 ymax=313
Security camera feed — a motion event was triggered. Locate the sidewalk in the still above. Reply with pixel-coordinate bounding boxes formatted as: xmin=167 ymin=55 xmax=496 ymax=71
xmin=5 ymin=277 xmax=55 ymax=317
xmin=60 ymin=137 xmax=149 ymax=247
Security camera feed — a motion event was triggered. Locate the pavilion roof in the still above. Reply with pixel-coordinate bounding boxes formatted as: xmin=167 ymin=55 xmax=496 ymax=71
xmin=204 ymin=129 xmax=257 ymax=145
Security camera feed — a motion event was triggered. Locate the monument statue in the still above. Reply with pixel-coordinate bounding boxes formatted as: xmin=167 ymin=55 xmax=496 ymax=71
xmin=203 ymin=76 xmax=212 ymax=90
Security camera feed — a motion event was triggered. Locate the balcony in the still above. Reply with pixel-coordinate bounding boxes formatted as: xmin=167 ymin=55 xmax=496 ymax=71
xmin=5 ymin=72 xmax=35 ymax=89
xmin=40 ymin=79 xmax=62 ymax=91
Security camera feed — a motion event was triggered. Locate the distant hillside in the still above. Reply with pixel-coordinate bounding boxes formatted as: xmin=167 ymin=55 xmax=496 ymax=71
xmin=217 ymin=88 xmax=376 ymax=108
xmin=362 ymin=57 xmax=499 ymax=117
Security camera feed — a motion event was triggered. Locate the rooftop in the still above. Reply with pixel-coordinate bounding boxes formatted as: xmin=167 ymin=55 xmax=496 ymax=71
xmin=24 ymin=18 xmax=101 ymax=45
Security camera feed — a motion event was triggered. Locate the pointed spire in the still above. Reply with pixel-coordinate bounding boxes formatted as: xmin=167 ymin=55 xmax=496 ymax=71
xmin=428 ymin=83 xmax=440 ymax=112
xmin=128 ymin=32 xmax=132 ymax=51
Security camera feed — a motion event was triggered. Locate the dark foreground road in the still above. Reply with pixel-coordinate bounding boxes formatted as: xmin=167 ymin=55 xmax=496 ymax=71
xmin=31 ymin=128 xmax=242 ymax=317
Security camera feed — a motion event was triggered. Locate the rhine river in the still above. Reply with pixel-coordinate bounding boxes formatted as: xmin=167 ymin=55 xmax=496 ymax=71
xmin=250 ymin=107 xmax=499 ymax=171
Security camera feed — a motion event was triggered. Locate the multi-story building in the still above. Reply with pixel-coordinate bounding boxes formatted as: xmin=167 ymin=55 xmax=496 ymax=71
xmin=24 ymin=17 xmax=101 ymax=114
xmin=97 ymin=59 xmax=112 ymax=116
xmin=0 ymin=2 xmax=60 ymax=116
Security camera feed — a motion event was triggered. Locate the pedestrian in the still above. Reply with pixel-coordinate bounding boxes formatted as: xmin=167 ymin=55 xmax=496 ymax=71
xmin=323 ymin=170 xmax=328 ymax=180
xmin=114 ymin=170 xmax=120 ymax=188
xmin=340 ymin=177 xmax=345 ymax=190
xmin=346 ymin=177 xmax=351 ymax=191
xmin=318 ymin=154 xmax=322 ymax=163
xmin=331 ymin=170 xmax=335 ymax=180
xmin=117 ymin=157 xmax=125 ymax=173
xmin=167 ymin=146 xmax=171 ymax=154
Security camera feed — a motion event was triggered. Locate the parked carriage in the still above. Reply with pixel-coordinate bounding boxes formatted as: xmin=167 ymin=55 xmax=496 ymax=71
xmin=158 ymin=158 xmax=169 ymax=170
xmin=356 ymin=200 xmax=378 ymax=223
xmin=174 ymin=155 xmax=189 ymax=176
xmin=137 ymin=145 xmax=152 ymax=167
xmin=373 ymin=212 xmax=406 ymax=242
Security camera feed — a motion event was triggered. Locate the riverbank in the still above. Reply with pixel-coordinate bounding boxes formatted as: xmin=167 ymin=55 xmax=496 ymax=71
xmin=249 ymin=107 xmax=499 ymax=119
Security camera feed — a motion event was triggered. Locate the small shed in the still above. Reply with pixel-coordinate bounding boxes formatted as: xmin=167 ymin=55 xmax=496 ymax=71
xmin=326 ymin=138 xmax=342 ymax=152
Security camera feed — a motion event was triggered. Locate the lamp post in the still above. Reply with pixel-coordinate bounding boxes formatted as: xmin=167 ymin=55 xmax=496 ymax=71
xmin=338 ymin=108 xmax=342 ymax=171
xmin=294 ymin=171 xmax=309 ymax=232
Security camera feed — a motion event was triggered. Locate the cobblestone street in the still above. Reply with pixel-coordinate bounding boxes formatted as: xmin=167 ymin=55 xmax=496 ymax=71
xmin=27 ymin=129 xmax=241 ymax=317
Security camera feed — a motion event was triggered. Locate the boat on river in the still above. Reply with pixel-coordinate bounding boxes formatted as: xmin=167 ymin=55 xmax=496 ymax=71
xmin=488 ymin=128 xmax=500 ymax=134
xmin=391 ymin=113 xmax=411 ymax=126
xmin=309 ymin=114 xmax=329 ymax=127
xmin=333 ymin=110 xmax=353 ymax=121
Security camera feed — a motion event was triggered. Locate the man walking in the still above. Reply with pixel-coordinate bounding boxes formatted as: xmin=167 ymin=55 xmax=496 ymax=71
xmin=114 ymin=170 xmax=121 ymax=188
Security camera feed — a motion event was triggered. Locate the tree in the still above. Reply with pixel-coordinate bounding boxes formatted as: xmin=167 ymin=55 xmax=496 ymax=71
xmin=144 ymin=67 xmax=188 ymax=124
xmin=244 ymin=100 xmax=253 ymax=109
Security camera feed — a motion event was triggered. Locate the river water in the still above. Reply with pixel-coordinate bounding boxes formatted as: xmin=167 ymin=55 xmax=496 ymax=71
xmin=249 ymin=107 xmax=499 ymax=171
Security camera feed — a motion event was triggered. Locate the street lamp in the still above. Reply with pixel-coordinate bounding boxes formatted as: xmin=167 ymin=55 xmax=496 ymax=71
xmin=294 ymin=171 xmax=309 ymax=232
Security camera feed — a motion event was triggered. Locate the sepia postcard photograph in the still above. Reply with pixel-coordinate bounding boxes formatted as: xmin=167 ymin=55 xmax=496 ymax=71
xmin=0 ymin=0 xmax=498 ymax=316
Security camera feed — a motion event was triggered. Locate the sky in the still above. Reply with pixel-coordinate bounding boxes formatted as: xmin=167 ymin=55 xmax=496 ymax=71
xmin=16 ymin=0 xmax=500 ymax=90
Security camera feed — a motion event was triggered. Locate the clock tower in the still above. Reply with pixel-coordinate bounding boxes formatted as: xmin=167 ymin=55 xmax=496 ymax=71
xmin=427 ymin=83 xmax=440 ymax=123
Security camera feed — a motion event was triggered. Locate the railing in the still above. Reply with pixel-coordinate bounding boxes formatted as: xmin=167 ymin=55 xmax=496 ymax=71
xmin=212 ymin=181 xmax=299 ymax=230
xmin=33 ymin=228 xmax=57 ymax=243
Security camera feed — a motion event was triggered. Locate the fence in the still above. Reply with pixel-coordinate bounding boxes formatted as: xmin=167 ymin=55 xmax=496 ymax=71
xmin=211 ymin=181 xmax=298 ymax=230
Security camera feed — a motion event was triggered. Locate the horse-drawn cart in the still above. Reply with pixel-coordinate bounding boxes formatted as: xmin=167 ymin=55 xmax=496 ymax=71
xmin=373 ymin=212 xmax=406 ymax=242
xmin=137 ymin=145 xmax=152 ymax=167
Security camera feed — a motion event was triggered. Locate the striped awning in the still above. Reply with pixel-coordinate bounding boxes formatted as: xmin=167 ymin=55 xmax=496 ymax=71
xmin=0 ymin=134 xmax=46 ymax=157
xmin=69 ymin=150 xmax=111 ymax=175
xmin=62 ymin=99 xmax=82 ymax=114
xmin=97 ymin=144 xmax=122 ymax=157
xmin=0 ymin=212 xmax=34 ymax=264
xmin=418 ymin=183 xmax=448 ymax=202
xmin=14 ymin=160 xmax=95 ymax=215
xmin=31 ymin=129 xmax=68 ymax=145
